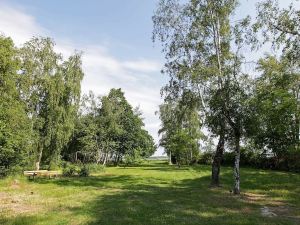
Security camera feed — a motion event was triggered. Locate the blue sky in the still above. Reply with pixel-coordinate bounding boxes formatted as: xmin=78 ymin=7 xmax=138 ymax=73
xmin=0 ymin=0 xmax=298 ymax=155
xmin=6 ymin=0 xmax=162 ymax=59
xmin=0 ymin=0 xmax=167 ymax=155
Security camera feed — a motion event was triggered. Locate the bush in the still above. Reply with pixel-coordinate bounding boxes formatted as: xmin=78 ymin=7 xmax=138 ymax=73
xmin=198 ymin=146 xmax=300 ymax=172
xmin=198 ymin=151 xmax=214 ymax=165
xmin=222 ymin=151 xmax=235 ymax=166
xmin=1 ymin=165 xmax=31 ymax=177
xmin=62 ymin=162 xmax=78 ymax=177
xmin=61 ymin=162 xmax=96 ymax=177
xmin=48 ymin=159 xmax=62 ymax=171
xmin=78 ymin=165 xmax=90 ymax=177
xmin=7 ymin=165 xmax=24 ymax=176
xmin=0 ymin=166 xmax=9 ymax=177
xmin=86 ymin=164 xmax=105 ymax=173
xmin=274 ymin=149 xmax=300 ymax=172
xmin=123 ymin=153 xmax=142 ymax=166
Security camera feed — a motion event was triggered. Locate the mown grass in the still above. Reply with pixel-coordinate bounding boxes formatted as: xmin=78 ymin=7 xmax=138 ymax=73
xmin=0 ymin=161 xmax=299 ymax=225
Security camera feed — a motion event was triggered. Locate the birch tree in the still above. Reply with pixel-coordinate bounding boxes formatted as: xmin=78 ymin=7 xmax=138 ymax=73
xmin=153 ymin=0 xmax=252 ymax=193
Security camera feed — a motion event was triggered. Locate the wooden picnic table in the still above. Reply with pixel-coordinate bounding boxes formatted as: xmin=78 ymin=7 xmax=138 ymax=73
xmin=24 ymin=170 xmax=59 ymax=180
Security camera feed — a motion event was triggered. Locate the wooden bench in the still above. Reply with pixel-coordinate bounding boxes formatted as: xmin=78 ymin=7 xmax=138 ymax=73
xmin=24 ymin=170 xmax=60 ymax=180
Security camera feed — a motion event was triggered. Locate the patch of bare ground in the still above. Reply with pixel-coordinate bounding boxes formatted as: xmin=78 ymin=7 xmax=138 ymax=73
xmin=260 ymin=205 xmax=300 ymax=222
xmin=242 ymin=192 xmax=300 ymax=222
xmin=0 ymin=191 xmax=42 ymax=215
xmin=9 ymin=179 xmax=24 ymax=190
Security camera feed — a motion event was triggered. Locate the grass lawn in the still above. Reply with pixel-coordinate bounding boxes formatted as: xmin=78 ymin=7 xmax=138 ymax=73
xmin=0 ymin=161 xmax=299 ymax=225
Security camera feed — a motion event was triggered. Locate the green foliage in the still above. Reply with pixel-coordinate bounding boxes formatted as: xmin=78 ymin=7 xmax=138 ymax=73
xmin=78 ymin=165 xmax=90 ymax=177
xmin=153 ymin=0 xmax=254 ymax=193
xmin=0 ymin=35 xmax=156 ymax=175
xmin=255 ymin=0 xmax=300 ymax=61
xmin=0 ymin=166 xmax=9 ymax=177
xmin=198 ymin=152 xmax=214 ymax=165
xmin=0 ymin=35 xmax=31 ymax=172
xmin=123 ymin=149 xmax=143 ymax=166
xmin=86 ymin=163 xmax=105 ymax=173
xmin=246 ymin=56 xmax=300 ymax=170
xmin=158 ymin=91 xmax=203 ymax=165
xmin=199 ymin=145 xmax=300 ymax=172
xmin=62 ymin=162 xmax=96 ymax=177
xmin=65 ymin=88 xmax=156 ymax=165
xmin=62 ymin=162 xmax=79 ymax=177
xmin=18 ymin=37 xmax=84 ymax=169
xmin=247 ymin=0 xmax=300 ymax=171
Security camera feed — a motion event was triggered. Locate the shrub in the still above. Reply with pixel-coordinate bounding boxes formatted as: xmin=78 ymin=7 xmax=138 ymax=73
xmin=62 ymin=162 xmax=78 ymax=177
xmin=78 ymin=165 xmax=90 ymax=177
xmin=86 ymin=164 xmax=105 ymax=173
xmin=222 ymin=151 xmax=235 ymax=166
xmin=198 ymin=151 xmax=214 ymax=165
xmin=198 ymin=146 xmax=300 ymax=172
xmin=123 ymin=153 xmax=142 ymax=166
xmin=0 ymin=166 xmax=9 ymax=177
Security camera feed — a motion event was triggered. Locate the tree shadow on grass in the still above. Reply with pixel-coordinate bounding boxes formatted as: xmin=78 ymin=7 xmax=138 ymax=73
xmin=34 ymin=175 xmax=138 ymax=188
xmin=64 ymin=174 xmax=297 ymax=225
xmin=47 ymin=169 xmax=297 ymax=224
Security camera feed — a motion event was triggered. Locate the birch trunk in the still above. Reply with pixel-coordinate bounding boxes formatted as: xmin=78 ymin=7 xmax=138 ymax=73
xmin=169 ymin=150 xmax=172 ymax=165
xmin=102 ymin=152 xmax=108 ymax=166
xmin=233 ymin=133 xmax=241 ymax=194
xmin=35 ymin=144 xmax=43 ymax=171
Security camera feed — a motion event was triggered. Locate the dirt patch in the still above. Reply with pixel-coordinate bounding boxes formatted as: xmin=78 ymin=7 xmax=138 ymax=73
xmin=261 ymin=206 xmax=277 ymax=217
xmin=0 ymin=192 xmax=11 ymax=203
xmin=0 ymin=191 xmax=41 ymax=215
xmin=10 ymin=182 xmax=21 ymax=190
xmin=260 ymin=205 xmax=300 ymax=221
xmin=242 ymin=192 xmax=300 ymax=222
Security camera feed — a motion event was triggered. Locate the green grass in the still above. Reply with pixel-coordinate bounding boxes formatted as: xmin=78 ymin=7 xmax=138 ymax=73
xmin=0 ymin=161 xmax=300 ymax=225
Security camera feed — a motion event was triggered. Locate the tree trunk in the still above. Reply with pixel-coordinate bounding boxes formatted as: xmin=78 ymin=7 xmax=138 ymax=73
xmin=211 ymin=132 xmax=225 ymax=187
xmin=169 ymin=150 xmax=172 ymax=165
xmin=102 ymin=152 xmax=108 ymax=166
xmin=295 ymin=115 xmax=299 ymax=150
xmin=75 ymin=151 xmax=78 ymax=162
xmin=96 ymin=149 xmax=102 ymax=164
xmin=35 ymin=147 xmax=42 ymax=171
xmin=115 ymin=153 xmax=121 ymax=166
xmin=233 ymin=132 xmax=241 ymax=195
xmin=294 ymin=88 xmax=299 ymax=150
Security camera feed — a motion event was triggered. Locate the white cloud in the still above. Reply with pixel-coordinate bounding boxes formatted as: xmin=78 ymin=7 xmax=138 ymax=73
xmin=0 ymin=2 xmax=165 ymax=155
xmin=0 ymin=2 xmax=47 ymax=45
xmin=122 ymin=59 xmax=162 ymax=73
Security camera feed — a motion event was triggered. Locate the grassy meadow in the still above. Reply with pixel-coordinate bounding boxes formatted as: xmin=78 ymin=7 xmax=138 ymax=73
xmin=0 ymin=161 xmax=299 ymax=225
